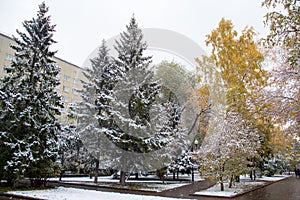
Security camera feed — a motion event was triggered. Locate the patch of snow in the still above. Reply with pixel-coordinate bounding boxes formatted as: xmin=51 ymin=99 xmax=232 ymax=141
xmin=194 ymin=175 xmax=289 ymax=198
xmin=257 ymin=175 xmax=290 ymax=181
xmin=194 ymin=181 xmax=265 ymax=197
xmin=50 ymin=174 xmax=202 ymax=192
xmin=239 ymin=174 xmax=289 ymax=181
xmin=8 ymin=187 xmax=196 ymax=200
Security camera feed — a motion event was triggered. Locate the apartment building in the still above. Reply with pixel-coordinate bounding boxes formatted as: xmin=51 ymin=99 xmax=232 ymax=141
xmin=0 ymin=32 xmax=85 ymax=111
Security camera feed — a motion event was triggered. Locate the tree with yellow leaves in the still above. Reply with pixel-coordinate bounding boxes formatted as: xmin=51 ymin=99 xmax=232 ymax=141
xmin=195 ymin=18 xmax=270 ymax=190
xmin=205 ymin=18 xmax=267 ymax=113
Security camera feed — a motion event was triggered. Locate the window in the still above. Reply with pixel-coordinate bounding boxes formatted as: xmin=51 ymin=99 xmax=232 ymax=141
xmin=63 ymin=85 xmax=69 ymax=92
xmin=64 ymin=75 xmax=70 ymax=81
xmin=73 ymin=78 xmax=80 ymax=84
xmin=61 ymin=96 xmax=68 ymax=103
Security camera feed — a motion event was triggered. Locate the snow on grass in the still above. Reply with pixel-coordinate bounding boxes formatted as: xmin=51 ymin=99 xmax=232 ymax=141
xmin=50 ymin=173 xmax=204 ymax=192
xmin=194 ymin=181 xmax=266 ymax=197
xmin=257 ymin=175 xmax=289 ymax=181
xmin=239 ymin=174 xmax=290 ymax=182
xmin=194 ymin=174 xmax=289 ymax=198
xmin=8 ymin=187 xmax=196 ymax=200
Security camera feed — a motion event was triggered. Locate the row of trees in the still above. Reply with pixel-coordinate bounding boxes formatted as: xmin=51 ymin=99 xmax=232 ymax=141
xmin=76 ymin=17 xmax=194 ymax=185
xmin=194 ymin=0 xmax=299 ymax=191
xmin=0 ymin=0 xmax=298 ymax=189
xmin=0 ymin=3 xmax=192 ymax=186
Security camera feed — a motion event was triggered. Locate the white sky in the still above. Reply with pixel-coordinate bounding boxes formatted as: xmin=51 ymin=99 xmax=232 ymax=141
xmin=0 ymin=0 xmax=269 ymax=67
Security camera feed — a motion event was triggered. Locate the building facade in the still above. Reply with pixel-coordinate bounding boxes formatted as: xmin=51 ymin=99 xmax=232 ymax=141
xmin=0 ymin=32 xmax=85 ymax=111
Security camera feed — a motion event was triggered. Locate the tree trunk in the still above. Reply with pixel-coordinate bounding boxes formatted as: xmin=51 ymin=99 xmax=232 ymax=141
xmin=13 ymin=172 xmax=20 ymax=188
xmin=13 ymin=179 xmax=19 ymax=188
xmin=220 ymin=176 xmax=224 ymax=191
xmin=59 ymin=171 xmax=63 ymax=181
xmin=220 ymin=163 xmax=225 ymax=191
xmin=135 ymin=173 xmax=138 ymax=179
xmin=59 ymin=152 xmax=64 ymax=181
xmin=119 ymin=154 xmax=127 ymax=185
xmin=192 ymin=167 xmax=194 ymax=182
xmin=120 ymin=171 xmax=126 ymax=185
xmin=229 ymin=175 xmax=233 ymax=188
xmin=235 ymin=175 xmax=240 ymax=182
xmin=94 ymin=159 xmax=99 ymax=183
xmin=173 ymin=172 xmax=175 ymax=180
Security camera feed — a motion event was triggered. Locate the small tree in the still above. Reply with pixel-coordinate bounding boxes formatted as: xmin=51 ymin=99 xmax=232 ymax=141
xmin=197 ymin=111 xmax=260 ymax=191
xmin=0 ymin=3 xmax=62 ymax=186
xmin=168 ymin=151 xmax=194 ymax=180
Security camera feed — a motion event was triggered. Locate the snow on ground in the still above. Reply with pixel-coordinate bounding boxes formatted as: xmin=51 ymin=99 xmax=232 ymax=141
xmin=194 ymin=181 xmax=266 ymax=197
xmin=257 ymin=175 xmax=289 ymax=181
xmin=49 ymin=173 xmax=204 ymax=192
xmin=239 ymin=174 xmax=290 ymax=182
xmin=7 ymin=174 xmax=290 ymax=199
xmin=194 ymin=174 xmax=289 ymax=198
xmin=8 ymin=187 xmax=196 ymax=200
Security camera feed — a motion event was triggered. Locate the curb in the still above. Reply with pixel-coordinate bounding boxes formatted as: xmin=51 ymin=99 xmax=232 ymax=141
xmin=0 ymin=192 xmax=45 ymax=200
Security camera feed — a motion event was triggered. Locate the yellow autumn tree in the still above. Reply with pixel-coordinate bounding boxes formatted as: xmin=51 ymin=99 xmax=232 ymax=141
xmin=205 ymin=18 xmax=266 ymax=113
xmin=195 ymin=19 xmax=272 ymax=188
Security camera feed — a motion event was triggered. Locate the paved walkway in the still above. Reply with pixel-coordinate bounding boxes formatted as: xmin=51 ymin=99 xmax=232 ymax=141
xmin=232 ymin=176 xmax=300 ymax=200
xmin=158 ymin=179 xmax=215 ymax=199
xmin=190 ymin=176 xmax=300 ymax=200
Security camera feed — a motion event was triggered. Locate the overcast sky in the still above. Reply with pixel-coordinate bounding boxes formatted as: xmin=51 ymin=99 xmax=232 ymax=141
xmin=0 ymin=0 xmax=269 ymax=67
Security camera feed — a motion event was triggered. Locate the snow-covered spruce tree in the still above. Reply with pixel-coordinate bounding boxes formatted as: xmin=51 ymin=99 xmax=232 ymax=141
xmin=168 ymin=151 xmax=194 ymax=180
xmin=104 ymin=16 xmax=173 ymax=185
xmin=110 ymin=16 xmax=155 ymax=184
xmin=76 ymin=39 xmax=119 ymax=183
xmin=0 ymin=3 xmax=62 ymax=186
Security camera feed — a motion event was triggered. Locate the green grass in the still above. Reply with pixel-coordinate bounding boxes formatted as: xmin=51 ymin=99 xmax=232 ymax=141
xmin=0 ymin=186 xmax=11 ymax=192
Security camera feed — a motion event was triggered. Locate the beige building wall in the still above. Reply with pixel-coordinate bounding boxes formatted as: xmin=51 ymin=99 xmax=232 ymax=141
xmin=0 ymin=32 xmax=86 ymax=111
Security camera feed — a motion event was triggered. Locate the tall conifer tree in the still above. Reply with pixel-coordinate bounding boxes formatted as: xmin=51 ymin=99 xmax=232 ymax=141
xmin=106 ymin=16 xmax=163 ymax=184
xmin=0 ymin=3 xmax=62 ymax=186
xmin=77 ymin=40 xmax=117 ymax=183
